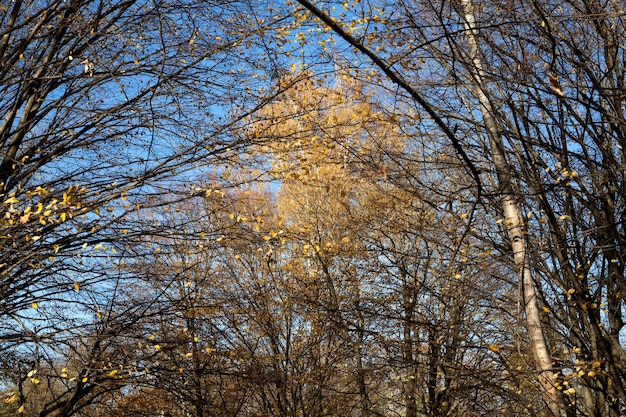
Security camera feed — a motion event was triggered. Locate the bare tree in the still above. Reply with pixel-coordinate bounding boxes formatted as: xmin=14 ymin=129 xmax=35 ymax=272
xmin=0 ymin=0 xmax=294 ymax=414
xmin=288 ymin=0 xmax=626 ymax=414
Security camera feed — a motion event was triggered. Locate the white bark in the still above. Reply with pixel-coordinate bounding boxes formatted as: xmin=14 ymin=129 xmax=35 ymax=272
xmin=458 ymin=0 xmax=560 ymax=415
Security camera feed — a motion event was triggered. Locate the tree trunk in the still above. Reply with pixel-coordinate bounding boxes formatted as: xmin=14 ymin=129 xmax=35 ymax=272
xmin=458 ymin=0 xmax=561 ymax=415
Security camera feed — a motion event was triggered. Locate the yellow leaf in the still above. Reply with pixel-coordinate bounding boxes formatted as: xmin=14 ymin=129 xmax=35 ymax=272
xmin=542 ymin=306 xmax=550 ymax=313
xmin=460 ymin=213 xmax=468 ymax=219
xmin=489 ymin=345 xmax=499 ymax=352
xmin=18 ymin=405 xmax=25 ymax=414
xmin=94 ymin=243 xmax=103 ymax=250
xmin=60 ymin=212 xmax=67 ymax=222
xmin=108 ymin=369 xmax=118 ymax=377
xmin=27 ymin=369 xmax=37 ymax=377
xmin=73 ymin=282 xmax=81 ymax=291
xmin=31 ymin=302 xmax=38 ymax=309
xmin=81 ymin=377 xmax=88 ymax=383
xmin=185 ymin=352 xmax=193 ymax=358
xmin=4 ymin=394 xmax=17 ymax=404
xmin=229 ymin=213 xmax=235 ymax=220
xmin=153 ymin=345 xmax=161 ymax=350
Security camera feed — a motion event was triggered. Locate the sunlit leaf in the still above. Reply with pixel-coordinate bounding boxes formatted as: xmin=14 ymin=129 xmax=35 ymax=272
xmin=4 ymin=394 xmax=17 ymax=404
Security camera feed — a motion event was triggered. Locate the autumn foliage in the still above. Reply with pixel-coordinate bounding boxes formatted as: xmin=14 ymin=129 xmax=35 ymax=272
xmin=1 ymin=0 xmax=626 ymax=416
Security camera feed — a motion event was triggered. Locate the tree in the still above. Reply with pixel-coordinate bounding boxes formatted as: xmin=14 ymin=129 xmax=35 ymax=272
xmin=252 ymin=72 xmax=534 ymax=416
xmin=0 ymin=0 xmax=296 ymax=414
xmin=10 ymin=0 xmax=626 ymax=415
xmin=287 ymin=0 xmax=626 ymax=414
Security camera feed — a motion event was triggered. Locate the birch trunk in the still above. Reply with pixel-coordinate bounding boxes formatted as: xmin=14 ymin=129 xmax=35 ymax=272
xmin=458 ymin=0 xmax=561 ymax=415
